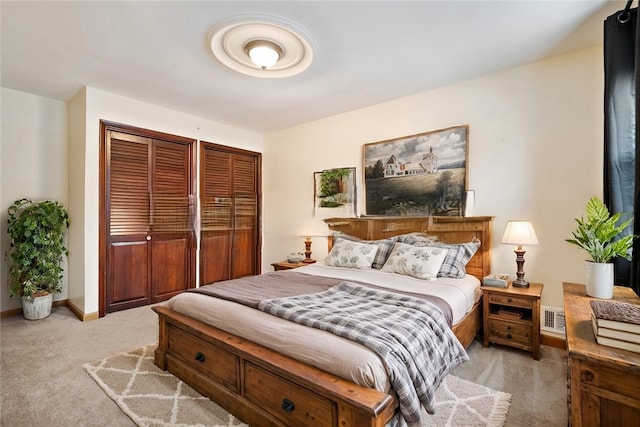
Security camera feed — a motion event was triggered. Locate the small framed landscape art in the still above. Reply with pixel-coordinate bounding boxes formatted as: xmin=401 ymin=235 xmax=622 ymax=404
xmin=363 ymin=125 xmax=469 ymax=216
xmin=314 ymin=167 xmax=357 ymax=218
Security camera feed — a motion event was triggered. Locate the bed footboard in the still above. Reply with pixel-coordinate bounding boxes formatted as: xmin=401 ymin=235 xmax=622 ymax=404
xmin=153 ymin=305 xmax=396 ymax=427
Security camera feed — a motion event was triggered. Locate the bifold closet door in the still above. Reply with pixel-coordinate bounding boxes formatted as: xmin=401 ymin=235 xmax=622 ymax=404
xmin=200 ymin=143 xmax=260 ymax=285
xmin=105 ymin=130 xmax=195 ymax=313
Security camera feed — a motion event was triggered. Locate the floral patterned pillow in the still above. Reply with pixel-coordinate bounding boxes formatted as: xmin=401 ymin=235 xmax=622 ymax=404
xmin=333 ymin=235 xmax=397 ymax=269
xmin=380 ymin=242 xmax=448 ymax=280
xmin=325 ymin=239 xmax=378 ymax=269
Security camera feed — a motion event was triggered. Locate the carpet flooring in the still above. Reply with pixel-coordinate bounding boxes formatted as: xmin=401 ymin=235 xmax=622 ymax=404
xmin=0 ymin=303 xmax=568 ymax=426
xmin=84 ymin=344 xmax=511 ymax=427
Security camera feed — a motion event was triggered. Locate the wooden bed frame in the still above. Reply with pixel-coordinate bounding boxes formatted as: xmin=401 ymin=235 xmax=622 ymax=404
xmin=154 ymin=216 xmax=493 ymax=427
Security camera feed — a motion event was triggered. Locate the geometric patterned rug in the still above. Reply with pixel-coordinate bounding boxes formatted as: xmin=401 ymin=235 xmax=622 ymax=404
xmin=84 ymin=344 xmax=511 ymax=427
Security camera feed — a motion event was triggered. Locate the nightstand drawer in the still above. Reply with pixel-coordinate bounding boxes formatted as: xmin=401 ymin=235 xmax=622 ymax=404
xmin=488 ymin=293 xmax=533 ymax=309
xmin=488 ymin=319 xmax=532 ymax=346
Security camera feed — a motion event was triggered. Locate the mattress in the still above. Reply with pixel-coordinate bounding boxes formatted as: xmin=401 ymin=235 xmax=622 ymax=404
xmin=164 ymin=264 xmax=480 ymax=393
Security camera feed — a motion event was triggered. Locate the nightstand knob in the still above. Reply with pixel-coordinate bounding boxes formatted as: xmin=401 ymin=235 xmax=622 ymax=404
xmin=507 ymin=297 xmax=512 ymax=302
xmin=507 ymin=326 xmax=512 ymax=330
xmin=506 ymin=333 xmax=512 ymax=339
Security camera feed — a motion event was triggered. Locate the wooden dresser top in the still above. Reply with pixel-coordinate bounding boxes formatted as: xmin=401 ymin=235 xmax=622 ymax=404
xmin=563 ymin=282 xmax=640 ymax=372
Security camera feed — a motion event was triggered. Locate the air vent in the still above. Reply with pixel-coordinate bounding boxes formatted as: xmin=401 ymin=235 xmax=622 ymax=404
xmin=541 ymin=305 xmax=565 ymax=334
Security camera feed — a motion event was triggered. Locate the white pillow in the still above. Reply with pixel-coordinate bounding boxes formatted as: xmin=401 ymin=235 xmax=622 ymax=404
xmin=381 ymin=242 xmax=448 ymax=280
xmin=325 ymin=239 xmax=378 ymax=269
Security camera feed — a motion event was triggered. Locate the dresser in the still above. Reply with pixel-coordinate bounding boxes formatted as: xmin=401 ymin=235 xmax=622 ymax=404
xmin=563 ymin=282 xmax=640 ymax=427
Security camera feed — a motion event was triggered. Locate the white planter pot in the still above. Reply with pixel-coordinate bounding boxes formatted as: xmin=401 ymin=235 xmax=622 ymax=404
xmin=585 ymin=262 xmax=614 ymax=299
xmin=21 ymin=293 xmax=53 ymax=320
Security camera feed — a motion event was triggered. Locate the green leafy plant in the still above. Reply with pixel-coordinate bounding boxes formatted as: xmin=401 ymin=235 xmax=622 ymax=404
xmin=6 ymin=198 xmax=70 ymax=299
xmin=566 ymin=196 xmax=635 ymax=263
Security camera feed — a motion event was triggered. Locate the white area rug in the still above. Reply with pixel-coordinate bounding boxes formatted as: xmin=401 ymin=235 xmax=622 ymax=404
xmin=84 ymin=344 xmax=511 ymax=427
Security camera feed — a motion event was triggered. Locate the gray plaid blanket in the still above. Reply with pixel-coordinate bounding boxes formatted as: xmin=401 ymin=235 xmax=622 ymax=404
xmin=258 ymin=282 xmax=469 ymax=427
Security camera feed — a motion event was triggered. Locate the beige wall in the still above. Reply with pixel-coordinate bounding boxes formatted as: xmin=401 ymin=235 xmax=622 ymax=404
xmin=1 ymin=87 xmax=69 ymax=311
xmin=263 ymin=46 xmax=605 ymax=312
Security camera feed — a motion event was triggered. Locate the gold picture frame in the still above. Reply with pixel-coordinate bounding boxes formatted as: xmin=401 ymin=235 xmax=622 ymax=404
xmin=363 ymin=125 xmax=469 ymax=216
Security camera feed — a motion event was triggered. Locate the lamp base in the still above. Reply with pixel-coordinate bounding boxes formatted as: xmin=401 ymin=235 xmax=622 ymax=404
xmin=511 ymin=278 xmax=530 ymax=288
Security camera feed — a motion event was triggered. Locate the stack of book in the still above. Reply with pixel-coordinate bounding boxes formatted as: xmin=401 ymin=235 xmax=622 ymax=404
xmin=590 ymin=299 xmax=640 ymax=353
xmin=497 ymin=306 xmax=524 ymax=319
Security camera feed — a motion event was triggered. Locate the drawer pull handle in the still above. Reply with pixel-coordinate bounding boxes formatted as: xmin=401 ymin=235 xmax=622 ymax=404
xmin=194 ymin=352 xmax=206 ymax=363
xmin=507 ymin=298 xmax=512 ymax=302
xmin=506 ymin=333 xmax=512 ymax=339
xmin=281 ymin=398 xmax=295 ymax=413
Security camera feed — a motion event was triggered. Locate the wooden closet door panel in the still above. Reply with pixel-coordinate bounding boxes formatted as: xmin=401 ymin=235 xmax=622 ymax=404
xmin=231 ymin=195 xmax=257 ymax=278
xmin=108 ymin=133 xmax=150 ymax=236
xmin=200 ymin=143 xmax=260 ymax=283
xmin=108 ymin=240 xmax=149 ymax=308
xmin=152 ymin=141 xmax=192 ymax=230
xmin=231 ymin=227 xmax=255 ymax=277
xmin=200 ymin=148 xmax=233 ymax=284
xmin=200 ymin=232 xmax=231 ymax=284
xmin=231 ymin=155 xmax=258 ymax=278
xmin=104 ymin=126 xmax=196 ymax=314
xmin=150 ymin=140 xmax=194 ymax=299
xmin=151 ymin=235 xmax=191 ymax=300
xmin=106 ymin=132 xmax=152 ymax=312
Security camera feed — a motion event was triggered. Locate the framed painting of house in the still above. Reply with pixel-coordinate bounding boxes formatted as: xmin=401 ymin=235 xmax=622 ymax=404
xmin=314 ymin=167 xmax=357 ymax=218
xmin=363 ymin=125 xmax=469 ymax=216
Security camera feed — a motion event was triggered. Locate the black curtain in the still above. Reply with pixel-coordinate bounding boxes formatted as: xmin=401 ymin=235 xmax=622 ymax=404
xmin=604 ymin=2 xmax=639 ymax=295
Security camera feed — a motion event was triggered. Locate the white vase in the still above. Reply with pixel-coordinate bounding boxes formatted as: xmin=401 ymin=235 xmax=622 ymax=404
xmin=21 ymin=293 xmax=53 ymax=320
xmin=585 ymin=261 xmax=614 ymax=299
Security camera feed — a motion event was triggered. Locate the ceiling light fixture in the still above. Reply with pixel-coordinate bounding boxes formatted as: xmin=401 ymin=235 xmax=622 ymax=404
xmin=209 ymin=13 xmax=315 ymax=78
xmin=244 ymin=40 xmax=283 ymax=70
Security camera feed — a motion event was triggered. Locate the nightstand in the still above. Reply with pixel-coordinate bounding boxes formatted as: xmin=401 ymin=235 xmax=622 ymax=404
xmin=271 ymin=260 xmax=315 ymax=271
xmin=482 ymin=282 xmax=543 ymax=360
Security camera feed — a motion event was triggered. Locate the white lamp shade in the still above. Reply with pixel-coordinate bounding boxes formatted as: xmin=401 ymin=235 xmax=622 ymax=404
xmin=501 ymin=221 xmax=539 ymax=246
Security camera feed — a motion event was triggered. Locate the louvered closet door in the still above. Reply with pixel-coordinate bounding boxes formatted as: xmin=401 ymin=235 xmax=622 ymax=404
xmin=200 ymin=144 xmax=260 ymax=285
xmin=231 ymin=154 xmax=258 ymax=278
xmin=106 ymin=131 xmax=194 ymax=313
xmin=150 ymin=140 xmax=194 ymax=302
xmin=200 ymin=150 xmax=232 ymax=284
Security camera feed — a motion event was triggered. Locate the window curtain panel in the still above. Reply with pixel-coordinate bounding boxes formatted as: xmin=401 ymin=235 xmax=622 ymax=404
xmin=603 ymin=3 xmax=639 ymax=294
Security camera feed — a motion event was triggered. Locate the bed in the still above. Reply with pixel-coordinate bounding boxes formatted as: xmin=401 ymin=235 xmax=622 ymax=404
xmin=153 ymin=215 xmax=493 ymax=427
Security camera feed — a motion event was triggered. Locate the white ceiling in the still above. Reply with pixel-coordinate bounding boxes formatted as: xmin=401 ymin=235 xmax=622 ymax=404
xmin=0 ymin=1 xmax=628 ymax=133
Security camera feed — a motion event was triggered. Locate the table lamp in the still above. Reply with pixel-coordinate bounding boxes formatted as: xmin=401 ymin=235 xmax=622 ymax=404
xmin=501 ymin=220 xmax=539 ymax=288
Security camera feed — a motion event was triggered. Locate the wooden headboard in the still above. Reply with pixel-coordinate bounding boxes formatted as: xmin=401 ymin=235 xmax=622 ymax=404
xmin=323 ymin=216 xmax=493 ymax=281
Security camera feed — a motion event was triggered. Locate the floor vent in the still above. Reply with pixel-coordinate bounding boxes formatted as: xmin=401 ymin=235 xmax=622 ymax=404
xmin=541 ymin=305 xmax=565 ymax=334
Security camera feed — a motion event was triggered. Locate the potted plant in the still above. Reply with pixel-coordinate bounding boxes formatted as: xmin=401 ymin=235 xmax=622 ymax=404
xmin=5 ymin=198 xmax=70 ymax=319
xmin=565 ymin=196 xmax=635 ymax=299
